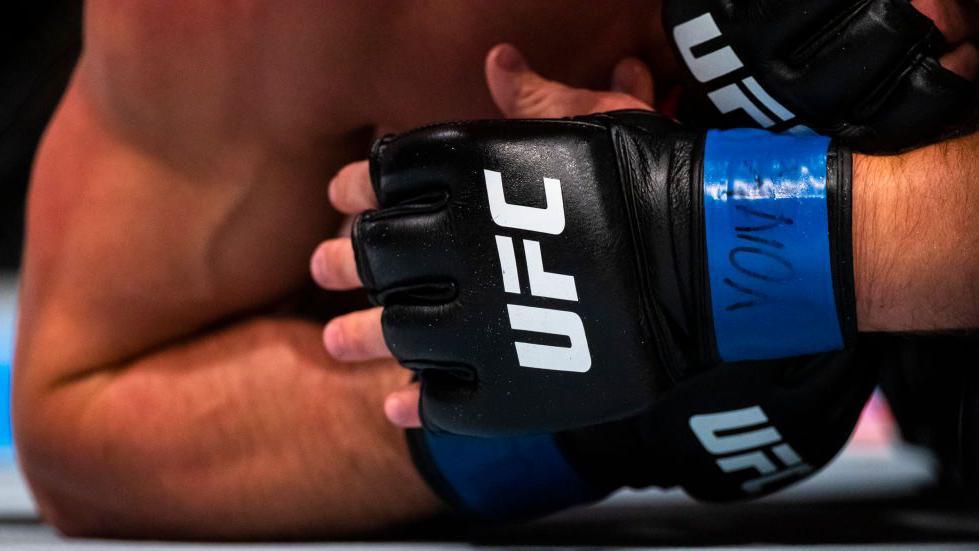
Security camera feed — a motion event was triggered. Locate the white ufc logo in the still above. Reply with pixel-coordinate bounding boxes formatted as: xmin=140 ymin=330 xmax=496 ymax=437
xmin=485 ymin=169 xmax=592 ymax=373
xmin=672 ymin=13 xmax=813 ymax=135
xmin=690 ymin=406 xmax=812 ymax=494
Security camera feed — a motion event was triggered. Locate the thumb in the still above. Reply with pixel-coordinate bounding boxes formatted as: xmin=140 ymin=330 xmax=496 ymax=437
xmin=485 ymin=44 xmax=653 ymax=119
xmin=485 ymin=44 xmax=576 ymax=118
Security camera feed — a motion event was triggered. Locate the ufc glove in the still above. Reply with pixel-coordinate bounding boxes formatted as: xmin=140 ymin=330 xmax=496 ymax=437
xmin=354 ymin=110 xmax=857 ymax=435
xmin=409 ymin=348 xmax=875 ymax=519
xmin=664 ymin=0 xmax=979 ymax=153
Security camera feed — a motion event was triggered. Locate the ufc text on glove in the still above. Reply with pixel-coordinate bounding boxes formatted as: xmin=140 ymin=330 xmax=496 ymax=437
xmin=353 ymin=110 xmax=857 ymax=436
xmin=663 ymin=0 xmax=979 ymax=153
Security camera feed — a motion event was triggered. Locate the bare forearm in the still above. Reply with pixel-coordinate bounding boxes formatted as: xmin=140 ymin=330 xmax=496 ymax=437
xmin=853 ymin=132 xmax=979 ymax=332
xmin=18 ymin=53 xmax=434 ymax=539
xmin=16 ymin=317 xmax=438 ymax=539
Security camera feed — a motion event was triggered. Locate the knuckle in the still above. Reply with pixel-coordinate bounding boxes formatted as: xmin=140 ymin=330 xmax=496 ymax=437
xmin=513 ymin=83 xmax=564 ymax=117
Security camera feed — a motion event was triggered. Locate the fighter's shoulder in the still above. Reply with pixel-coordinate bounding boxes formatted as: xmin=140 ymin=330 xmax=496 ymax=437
xmin=80 ymin=1 xmax=374 ymax=153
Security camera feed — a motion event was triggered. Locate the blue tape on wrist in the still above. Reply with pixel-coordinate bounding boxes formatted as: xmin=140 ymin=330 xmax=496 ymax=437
xmin=423 ymin=431 xmax=599 ymax=519
xmin=703 ymin=129 xmax=843 ymax=361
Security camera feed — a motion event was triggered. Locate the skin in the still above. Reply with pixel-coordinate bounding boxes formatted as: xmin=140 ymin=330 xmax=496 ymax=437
xmin=914 ymin=0 xmax=979 ymax=76
xmin=14 ymin=0 xmax=979 ymax=540
xmin=15 ymin=1 xmax=672 ymax=539
xmin=312 ymin=37 xmax=979 ymax=428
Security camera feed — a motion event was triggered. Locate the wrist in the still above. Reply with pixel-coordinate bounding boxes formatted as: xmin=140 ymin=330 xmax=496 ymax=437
xmin=697 ymin=130 xmax=855 ymax=361
xmin=851 ymin=153 xmax=889 ymax=332
xmin=852 ymin=139 xmax=979 ymax=332
xmin=406 ymin=429 xmax=610 ymax=520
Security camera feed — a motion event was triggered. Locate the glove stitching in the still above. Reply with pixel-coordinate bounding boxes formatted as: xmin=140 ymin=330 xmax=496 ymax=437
xmin=608 ymin=123 xmax=683 ymax=386
xmin=850 ymin=32 xmax=942 ymax=124
xmin=787 ymin=0 xmax=874 ymax=67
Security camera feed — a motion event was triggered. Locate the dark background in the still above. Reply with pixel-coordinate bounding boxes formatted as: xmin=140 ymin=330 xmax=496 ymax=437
xmin=0 ymin=0 xmax=82 ymax=269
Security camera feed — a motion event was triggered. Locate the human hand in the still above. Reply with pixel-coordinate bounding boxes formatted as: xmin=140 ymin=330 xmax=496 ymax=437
xmin=310 ymin=44 xmax=656 ymax=428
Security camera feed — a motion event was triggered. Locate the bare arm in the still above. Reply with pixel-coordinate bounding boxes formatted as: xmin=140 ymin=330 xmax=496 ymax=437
xmin=853 ymin=134 xmax=979 ymax=332
xmin=19 ymin=315 xmax=433 ymax=539
xmin=15 ymin=3 xmax=438 ymax=538
xmin=15 ymin=0 xmax=679 ymax=536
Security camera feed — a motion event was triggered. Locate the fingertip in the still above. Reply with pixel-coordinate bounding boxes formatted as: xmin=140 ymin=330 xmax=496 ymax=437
xmin=488 ymin=43 xmax=528 ymax=74
xmin=327 ymin=171 xmax=344 ymax=210
xmin=327 ymin=164 xmax=353 ymax=210
xmin=384 ymin=388 xmax=422 ymax=428
xmin=310 ymin=244 xmax=327 ymax=286
xmin=311 ymin=238 xmax=361 ymax=290
xmin=485 ymin=43 xmax=557 ymax=118
xmin=485 ymin=44 xmax=526 ymax=117
xmin=940 ymin=42 xmax=979 ymax=81
xmin=911 ymin=0 xmax=979 ymax=45
xmin=323 ymin=320 xmax=345 ymax=359
xmin=383 ymin=394 xmax=403 ymax=426
xmin=611 ymin=58 xmax=655 ymax=105
xmin=329 ymin=161 xmax=375 ymax=214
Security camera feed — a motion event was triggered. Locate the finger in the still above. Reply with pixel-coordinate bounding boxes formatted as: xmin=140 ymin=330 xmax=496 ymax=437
xmin=328 ymin=160 xmax=376 ymax=215
xmin=912 ymin=0 xmax=979 ymax=44
xmin=940 ymin=41 xmax=979 ymax=79
xmin=311 ymin=238 xmax=361 ymax=290
xmin=485 ymin=43 xmax=573 ymax=118
xmin=484 ymin=43 xmax=651 ymax=119
xmin=610 ymin=57 xmax=655 ymax=105
xmin=384 ymin=383 xmax=422 ymax=428
xmin=323 ymin=307 xmax=390 ymax=361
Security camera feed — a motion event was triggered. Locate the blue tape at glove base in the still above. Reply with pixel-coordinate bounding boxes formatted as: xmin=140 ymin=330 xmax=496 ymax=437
xmin=422 ymin=431 xmax=600 ymax=519
xmin=703 ymin=129 xmax=843 ymax=361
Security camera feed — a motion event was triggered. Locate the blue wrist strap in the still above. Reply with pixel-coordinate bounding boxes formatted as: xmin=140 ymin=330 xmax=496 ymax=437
xmin=414 ymin=430 xmax=603 ymax=520
xmin=702 ymin=129 xmax=844 ymax=361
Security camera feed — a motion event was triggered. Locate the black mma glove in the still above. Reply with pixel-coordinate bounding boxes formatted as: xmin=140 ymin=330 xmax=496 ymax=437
xmin=663 ymin=0 xmax=978 ymax=153
xmin=409 ymin=348 xmax=876 ymax=519
xmin=354 ymin=110 xmax=856 ymax=436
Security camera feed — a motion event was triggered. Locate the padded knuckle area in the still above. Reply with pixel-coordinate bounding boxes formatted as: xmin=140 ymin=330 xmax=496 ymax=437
xmin=353 ymin=206 xmax=463 ymax=300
